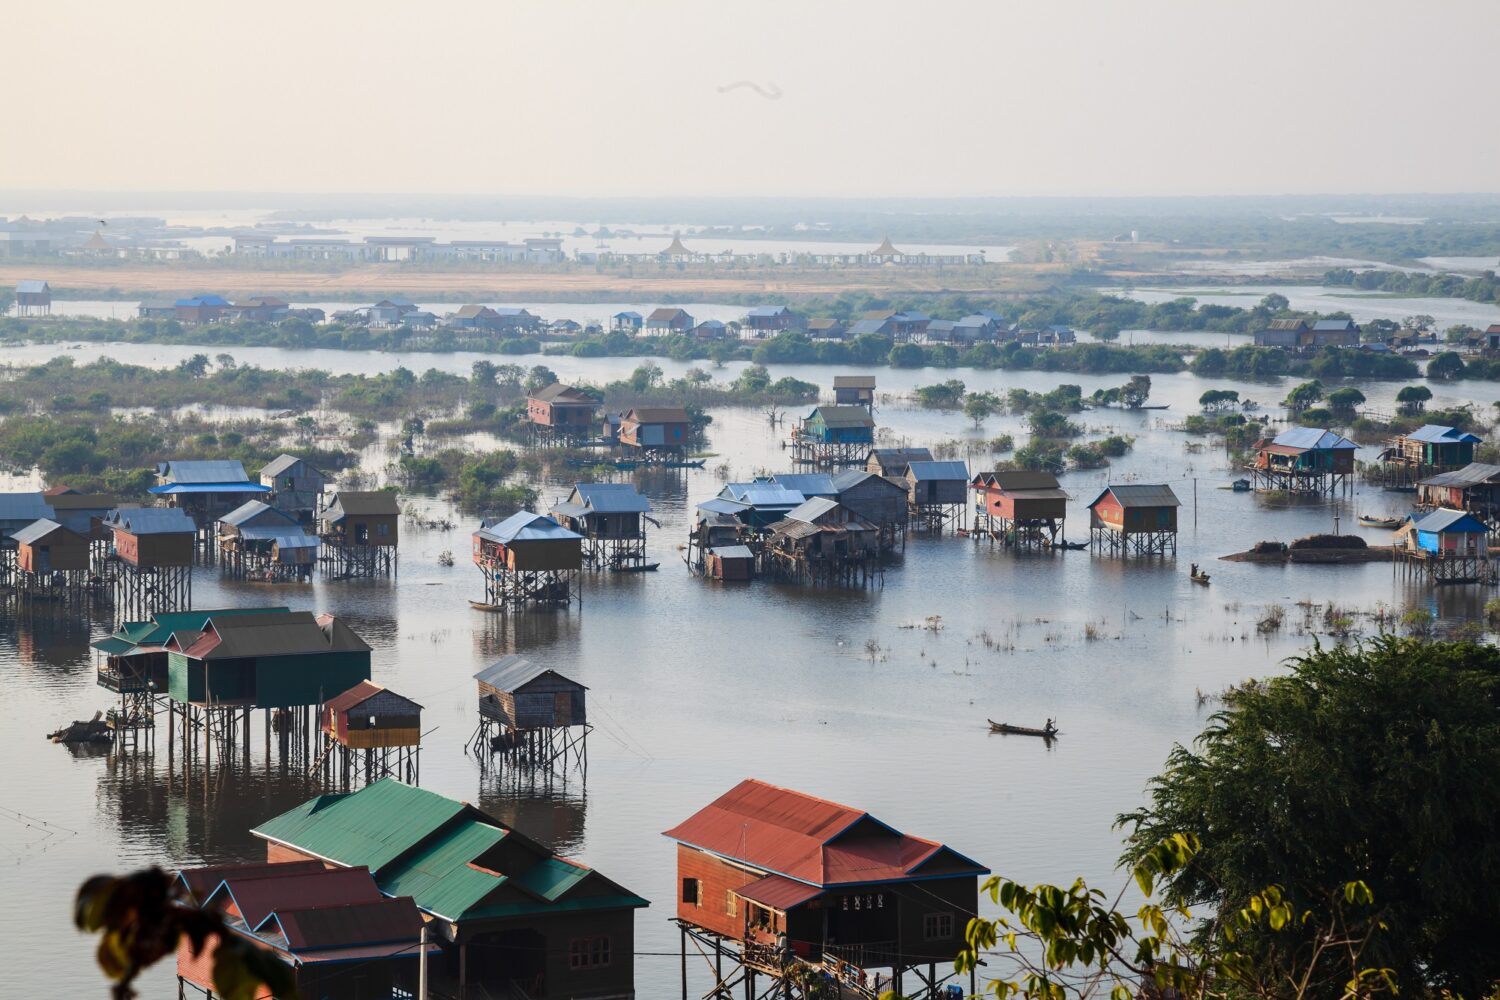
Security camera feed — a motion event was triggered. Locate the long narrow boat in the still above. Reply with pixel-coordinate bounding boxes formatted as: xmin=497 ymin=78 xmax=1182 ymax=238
xmin=988 ymin=719 xmax=1058 ymax=738
xmin=468 ymin=600 xmax=505 ymax=613
xmin=1357 ymin=514 xmax=1403 ymax=529
xmin=610 ymin=562 xmax=660 ymax=573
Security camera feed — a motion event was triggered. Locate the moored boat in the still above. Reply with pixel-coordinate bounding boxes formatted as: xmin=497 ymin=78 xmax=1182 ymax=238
xmin=1358 ymin=515 xmax=1403 ymax=529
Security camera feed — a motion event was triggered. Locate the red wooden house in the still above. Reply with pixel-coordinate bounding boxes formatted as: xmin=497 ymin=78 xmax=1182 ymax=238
xmin=527 ymin=382 xmax=600 ymax=432
xmin=663 ymin=779 xmax=988 ymax=990
xmin=619 ymin=407 xmax=691 ymax=454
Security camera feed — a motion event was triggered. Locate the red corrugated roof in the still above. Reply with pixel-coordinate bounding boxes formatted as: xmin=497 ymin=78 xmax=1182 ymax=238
xmin=736 ymin=874 xmax=825 ymax=911
xmin=663 ymin=778 xmax=987 ymax=887
xmin=178 ymin=860 xmax=325 ymax=904
xmin=214 ymin=866 xmax=383 ymax=929
xmin=276 ymin=898 xmax=423 ymax=951
xmin=324 ymin=680 xmax=384 ymax=715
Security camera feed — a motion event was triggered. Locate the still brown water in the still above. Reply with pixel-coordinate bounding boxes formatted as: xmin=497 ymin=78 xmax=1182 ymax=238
xmin=1 ymin=341 xmax=1494 ymax=997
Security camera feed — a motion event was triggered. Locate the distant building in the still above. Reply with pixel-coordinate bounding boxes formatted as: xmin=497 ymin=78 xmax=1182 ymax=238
xmin=1308 ymin=318 xmax=1361 ymax=347
xmin=528 ymin=383 xmax=600 ymax=436
xmin=14 ymin=279 xmax=50 ymax=316
xmin=806 ymin=318 xmax=846 ymax=340
xmin=832 ymin=375 xmax=876 ymax=409
xmin=1250 ymin=428 xmax=1358 ymax=495
xmin=1383 ymin=425 xmax=1480 ymax=474
xmin=173 ymin=294 xmax=231 ymax=324
xmin=693 ymin=318 xmax=728 ymax=340
xmin=137 ymin=299 xmax=177 ymax=320
xmin=645 ymin=307 xmax=694 ymax=335
xmin=611 ymin=310 xmax=643 ymax=333
xmin=619 ymin=406 xmax=692 ymax=454
xmin=743 ymin=305 xmax=804 ymax=335
xmin=1255 ymin=318 xmax=1311 ymax=348
xmin=231 ymin=296 xmax=289 ymax=323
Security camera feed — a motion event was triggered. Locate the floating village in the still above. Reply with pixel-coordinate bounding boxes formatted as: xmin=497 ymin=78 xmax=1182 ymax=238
xmin=3 ymin=312 xmax=1499 ymax=1000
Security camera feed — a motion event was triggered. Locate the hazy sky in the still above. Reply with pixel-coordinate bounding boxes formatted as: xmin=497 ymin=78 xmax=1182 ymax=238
xmin=9 ymin=0 xmax=1497 ymax=198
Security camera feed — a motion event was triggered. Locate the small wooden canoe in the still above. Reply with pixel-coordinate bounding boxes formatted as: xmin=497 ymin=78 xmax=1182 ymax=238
xmin=1054 ymin=540 xmax=1087 ymax=551
xmin=468 ymin=600 xmax=505 ymax=613
xmin=1358 ymin=515 xmax=1402 ymax=529
xmin=611 ymin=562 xmax=660 ymax=573
xmin=988 ymin=719 xmax=1058 ymax=738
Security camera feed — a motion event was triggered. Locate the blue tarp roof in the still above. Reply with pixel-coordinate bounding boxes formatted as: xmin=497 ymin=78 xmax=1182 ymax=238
xmin=1412 ymin=509 xmax=1489 ymax=534
xmin=475 ymin=512 xmax=581 ymax=544
xmin=149 ymin=482 xmax=271 ymax=495
xmin=571 ymin=483 xmax=651 ymax=514
xmin=907 ymin=460 xmax=970 ymax=481
xmin=1271 ymin=427 xmax=1358 ymax=451
xmin=1406 ymin=424 xmax=1481 ymax=444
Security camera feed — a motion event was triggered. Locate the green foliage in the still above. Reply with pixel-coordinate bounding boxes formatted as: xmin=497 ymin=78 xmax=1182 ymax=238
xmin=1282 ymin=380 xmax=1324 ymax=413
xmin=75 ymin=868 xmax=298 ymax=1000
xmin=1395 ymin=384 xmax=1432 ymax=412
xmin=914 ymin=380 xmax=967 ymax=408
xmin=1028 ymin=410 xmax=1084 ymax=438
xmin=963 ymin=391 xmax=1002 ymax=426
xmin=1118 ymin=637 xmax=1500 ymax=995
xmin=1325 ymin=266 xmax=1500 ymax=307
xmin=1199 ymin=389 xmax=1241 ymax=411
xmin=1326 ymin=387 xmax=1366 ymax=413
xmin=1428 ymin=351 xmax=1466 ymax=380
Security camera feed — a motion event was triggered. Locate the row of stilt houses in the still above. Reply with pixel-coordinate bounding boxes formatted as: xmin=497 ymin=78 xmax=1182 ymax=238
xmin=165 ymin=774 xmax=987 ymax=1000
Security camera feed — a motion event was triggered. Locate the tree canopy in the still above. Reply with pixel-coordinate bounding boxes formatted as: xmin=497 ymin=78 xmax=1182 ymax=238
xmin=1118 ymin=638 xmax=1500 ymax=997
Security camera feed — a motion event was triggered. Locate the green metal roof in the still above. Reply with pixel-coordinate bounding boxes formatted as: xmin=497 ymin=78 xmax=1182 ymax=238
xmin=464 ymin=892 xmax=650 ymax=922
xmin=511 ymin=856 xmax=591 ymax=901
xmin=103 ymin=607 xmax=291 ymax=650
xmin=379 ymin=820 xmax=509 ymax=920
xmin=252 ymin=779 xmax=465 ymax=873
xmin=90 ymin=636 xmax=136 ymax=655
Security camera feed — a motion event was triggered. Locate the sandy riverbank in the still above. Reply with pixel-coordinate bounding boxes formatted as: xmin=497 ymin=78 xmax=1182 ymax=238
xmin=0 ymin=261 xmax=1065 ymax=302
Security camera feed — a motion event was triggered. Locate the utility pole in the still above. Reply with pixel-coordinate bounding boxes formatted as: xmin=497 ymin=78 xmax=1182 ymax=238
xmin=1193 ymin=478 xmax=1198 ymax=529
xmin=418 ymin=923 xmax=428 ymax=1000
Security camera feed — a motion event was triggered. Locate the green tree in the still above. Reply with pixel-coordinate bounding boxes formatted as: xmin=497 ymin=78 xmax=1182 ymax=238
xmin=914 ymin=380 xmax=966 ymax=408
xmin=734 ymin=364 xmax=772 ymax=393
xmin=1427 ymin=352 xmax=1466 ymax=380
xmin=963 ymin=391 xmax=1001 ymax=426
xmin=1395 ymin=384 xmax=1432 ymax=413
xmin=1198 ymin=389 xmax=1240 ymax=411
xmin=1120 ymin=375 xmax=1151 ymax=409
xmin=1119 ymin=637 xmax=1500 ymax=996
xmin=523 ymin=365 xmax=558 ymax=391
xmin=627 ymin=363 xmax=663 ymax=391
xmin=177 ymin=354 xmax=210 ymax=378
xmin=1325 ymin=387 xmax=1365 ymax=414
xmin=1260 ymin=292 xmax=1290 ymax=311
xmin=888 ymin=343 xmax=925 ymax=368
xmin=470 ymin=359 xmax=497 ymax=387
xmin=1282 ymin=379 xmax=1324 ymax=413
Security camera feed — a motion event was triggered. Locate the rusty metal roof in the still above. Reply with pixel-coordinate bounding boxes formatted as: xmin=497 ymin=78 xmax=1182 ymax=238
xmin=663 ymin=778 xmax=988 ymax=887
xmin=324 ymin=680 xmax=421 ymax=716
xmin=1088 ymin=484 xmax=1181 ymax=509
xmin=274 ymin=898 xmax=424 ymax=952
xmin=204 ymin=865 xmax=384 ymax=929
xmin=833 ymin=375 xmax=876 ymax=389
xmin=176 ymin=860 xmax=325 ymax=904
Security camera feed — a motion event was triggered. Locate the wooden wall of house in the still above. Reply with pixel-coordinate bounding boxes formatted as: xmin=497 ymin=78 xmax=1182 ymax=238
xmin=19 ymin=535 xmax=89 ymax=572
xmin=508 ymin=538 xmax=583 ymax=572
xmin=985 ymin=490 xmax=1067 ymax=521
xmin=908 ymin=476 xmax=967 ymax=505
xmin=838 ymin=477 xmax=907 ymax=527
xmin=676 ymin=845 xmax=758 ymax=939
xmin=333 ymin=514 xmax=398 ymax=546
xmin=117 ymin=531 xmax=194 ymax=568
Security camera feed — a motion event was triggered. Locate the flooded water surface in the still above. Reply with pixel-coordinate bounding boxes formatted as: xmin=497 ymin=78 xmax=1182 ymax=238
xmin=1 ymin=342 xmax=1495 ymax=998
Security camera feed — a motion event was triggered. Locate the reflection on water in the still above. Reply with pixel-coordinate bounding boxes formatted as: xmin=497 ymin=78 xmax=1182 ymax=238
xmin=3 ymin=346 xmax=1498 ymax=998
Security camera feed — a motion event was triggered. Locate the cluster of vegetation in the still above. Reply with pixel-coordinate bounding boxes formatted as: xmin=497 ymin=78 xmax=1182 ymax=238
xmin=1325 ymin=266 xmax=1500 ymax=306
xmin=397 ymin=448 xmax=537 ymax=512
xmin=1423 ymin=351 xmax=1500 ymax=381
xmin=1190 ymin=344 xmax=1420 ymax=380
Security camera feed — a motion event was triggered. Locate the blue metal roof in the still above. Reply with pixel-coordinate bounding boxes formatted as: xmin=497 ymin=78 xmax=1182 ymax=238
xmin=613 ymin=310 xmax=642 ymax=320
xmin=907 ymin=460 xmax=970 ymax=481
xmin=1412 ymin=509 xmax=1489 ymax=534
xmin=475 ymin=512 xmax=581 ymax=544
xmin=846 ymin=319 xmax=888 ymax=337
xmin=572 ymin=483 xmax=651 ymax=514
xmin=16 ymin=279 xmax=48 ymax=294
xmin=1406 ymin=425 xmax=1481 ymax=445
xmin=831 ymin=469 xmax=887 ymax=492
xmin=768 ymin=473 xmax=837 ymax=496
xmin=220 ymin=499 xmax=295 ymax=527
xmin=10 ymin=518 xmax=66 ymax=545
xmin=696 ymin=498 xmax=746 ymax=516
xmin=0 ymin=493 xmax=54 ymax=526
xmin=720 ymin=483 xmax=806 ymax=507
xmin=1271 ymin=427 xmax=1358 ymax=451
xmin=158 ymin=460 xmax=251 ymax=484
xmin=786 ymin=497 xmax=841 ymax=523
xmin=107 ymin=507 xmax=196 ymax=535
xmin=1311 ymin=319 xmax=1358 ymax=332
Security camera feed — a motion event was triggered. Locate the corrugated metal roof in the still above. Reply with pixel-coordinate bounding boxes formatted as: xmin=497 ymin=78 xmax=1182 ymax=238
xmin=1089 ymin=484 xmax=1182 ymax=509
xmin=16 ymin=279 xmax=48 ymax=294
xmin=1412 ymin=508 xmax=1489 ymax=534
xmin=253 ymin=779 xmax=469 ymax=873
xmin=737 ymin=874 xmax=825 ymax=911
xmin=275 ymin=897 xmax=424 ymax=952
xmin=510 ymin=856 xmax=591 ymax=902
xmin=786 ymin=497 xmax=841 ymax=523
xmin=327 ymin=491 xmax=400 ymax=518
xmin=473 ymin=655 xmax=586 ymax=693
xmin=867 ymin=447 xmax=933 ymax=468
xmin=663 ymin=778 xmax=988 ymax=887
xmin=832 ymin=375 xmax=877 ymax=389
xmin=721 ymin=483 xmax=806 ymax=508
xmin=1311 ymin=319 xmax=1358 ymax=331
xmin=106 ymin=507 xmax=195 ymax=535
xmin=769 ymin=473 xmax=837 ymax=495
xmin=475 ymin=512 xmax=581 ymax=545
xmin=846 ymin=319 xmax=888 ymax=337
xmin=1271 ymin=427 xmax=1358 ymax=451
xmin=210 ymin=867 xmax=384 ymax=930
xmin=973 ymin=471 xmax=1062 ymax=491
xmin=810 ymin=405 xmax=874 ymax=428
xmin=0 ymin=492 xmax=54 ymax=525
xmin=221 ymin=500 xmax=293 ymax=527
xmin=259 ymin=454 xmax=305 ymax=478
xmin=747 ymin=306 xmax=790 ymax=318
xmin=571 ymin=483 xmax=651 ymax=514
xmin=158 ymin=459 xmax=250 ymax=484
xmin=10 ymin=518 xmax=70 ymax=545
xmin=176 ymin=860 xmax=326 ymax=905
xmin=1418 ymin=463 xmax=1500 ymax=489
xmin=232 ymin=524 xmax=307 ymax=543
xmin=1405 ymin=424 xmax=1482 ymax=444
xmin=188 ymin=611 xmax=367 ymax=659
xmin=708 ymin=545 xmax=754 ymax=560
xmin=907 ymin=460 xmax=969 ymax=481
xmin=529 ymin=382 xmax=595 ymax=403
xmin=626 ymin=406 xmax=690 ymax=423
xmin=149 ymin=482 xmax=271 ymax=496
xmin=324 ymin=680 xmax=422 ymax=715
xmin=831 ymin=469 xmax=902 ymax=493
xmin=378 ymin=820 xmax=509 ymax=920
xmin=697 ymin=497 xmax=747 ymax=516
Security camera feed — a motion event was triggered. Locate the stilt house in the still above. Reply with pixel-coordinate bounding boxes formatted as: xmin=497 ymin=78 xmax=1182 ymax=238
xmin=527 ymin=383 xmax=600 ymax=436
xmin=151 ymin=459 xmax=271 ymax=529
xmin=831 ymin=469 xmax=909 ymax=545
xmin=664 ymin=779 xmax=988 ymax=993
xmin=1402 ymin=508 xmax=1496 ymax=584
xmin=105 ymin=507 xmax=196 ymax=567
xmin=174 ymin=862 xmax=429 ymax=1000
xmin=93 ymin=607 xmax=291 ymax=700
xmin=259 ymin=454 xmax=328 ymax=525
xmin=971 ymin=471 xmax=1069 ymax=544
xmin=865 ymin=447 xmax=933 ymax=477
xmin=319 ymin=490 xmax=400 ymax=577
xmin=42 ymin=487 xmax=117 ymax=542
xmin=619 ymin=407 xmax=692 ymax=455
xmin=1385 ymin=425 xmax=1481 ymax=472
xmin=1088 ymin=484 xmax=1180 ymax=555
xmin=472 ymin=512 xmax=584 ymax=609
xmin=14 ymin=518 xmax=88 ymax=573
xmin=904 ymin=461 xmax=969 ymax=506
xmin=767 ymin=473 xmax=838 ymax=498
xmin=832 ymin=375 xmax=876 ymax=409
xmin=550 ymin=483 xmax=651 ymax=569
xmin=253 ymin=779 xmax=648 ymax=1000
xmin=1249 ymin=428 xmax=1357 ymax=495
xmin=1417 ymin=463 xmax=1500 ymax=517
xmin=715 ymin=483 xmax=808 ymax=532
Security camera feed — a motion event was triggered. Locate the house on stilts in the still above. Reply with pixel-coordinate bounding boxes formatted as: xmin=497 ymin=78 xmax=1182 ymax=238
xmin=319 ymin=490 xmax=400 ymax=578
xmin=970 ymin=471 xmax=1069 ymax=546
xmin=550 ymin=483 xmax=653 ymax=570
xmin=1087 ymin=484 xmax=1180 ymax=555
xmin=664 ymin=778 xmax=989 ymax=1000
xmin=472 ymin=512 xmax=583 ymax=611
xmin=792 ymin=406 xmax=875 ymax=467
xmin=1249 ymin=428 xmax=1357 ymax=496
xmin=470 ymin=655 xmax=590 ymax=772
